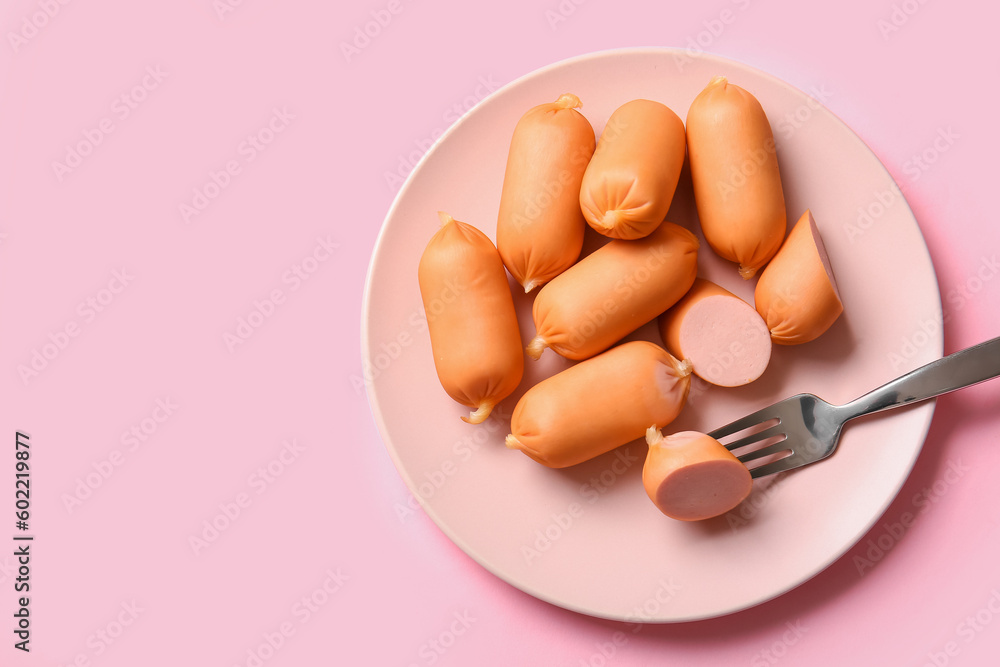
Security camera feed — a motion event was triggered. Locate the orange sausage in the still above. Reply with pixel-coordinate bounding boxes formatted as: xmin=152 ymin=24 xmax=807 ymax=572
xmin=754 ymin=209 xmax=844 ymax=345
xmin=506 ymin=341 xmax=692 ymax=468
xmin=579 ymin=99 xmax=686 ymax=240
xmin=497 ymin=93 xmax=596 ymax=292
xmin=643 ymin=428 xmax=752 ymax=521
xmin=527 ymin=222 xmax=699 ymax=361
xmin=658 ymin=278 xmax=771 ymax=387
xmin=418 ymin=211 xmax=524 ymax=423
xmin=686 ymin=76 xmax=786 ymax=279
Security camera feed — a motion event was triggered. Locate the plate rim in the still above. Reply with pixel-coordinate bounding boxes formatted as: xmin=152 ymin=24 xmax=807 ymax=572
xmin=360 ymin=46 xmax=943 ymax=623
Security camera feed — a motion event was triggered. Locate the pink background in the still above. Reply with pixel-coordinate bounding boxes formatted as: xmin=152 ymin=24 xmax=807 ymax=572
xmin=2 ymin=1 xmax=999 ymax=666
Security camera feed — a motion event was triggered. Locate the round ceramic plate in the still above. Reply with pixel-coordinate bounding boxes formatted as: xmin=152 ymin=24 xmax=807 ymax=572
xmin=362 ymin=48 xmax=942 ymax=622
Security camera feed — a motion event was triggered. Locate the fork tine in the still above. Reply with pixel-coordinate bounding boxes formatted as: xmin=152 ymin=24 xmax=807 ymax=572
xmin=723 ymin=423 xmax=785 ymax=452
xmin=707 ymin=402 xmax=785 ymax=440
xmin=737 ymin=437 xmax=791 ymax=464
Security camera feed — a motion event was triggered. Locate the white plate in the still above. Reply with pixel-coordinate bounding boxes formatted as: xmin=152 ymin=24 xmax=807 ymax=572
xmin=362 ymin=48 xmax=942 ymax=622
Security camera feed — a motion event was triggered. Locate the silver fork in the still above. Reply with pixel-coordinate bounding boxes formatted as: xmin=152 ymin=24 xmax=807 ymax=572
xmin=708 ymin=335 xmax=1000 ymax=478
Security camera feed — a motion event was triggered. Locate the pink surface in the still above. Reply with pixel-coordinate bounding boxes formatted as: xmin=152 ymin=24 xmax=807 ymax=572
xmin=1 ymin=2 xmax=998 ymax=667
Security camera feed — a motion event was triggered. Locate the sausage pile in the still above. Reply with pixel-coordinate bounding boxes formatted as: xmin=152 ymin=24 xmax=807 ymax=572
xmin=416 ymin=77 xmax=844 ymax=521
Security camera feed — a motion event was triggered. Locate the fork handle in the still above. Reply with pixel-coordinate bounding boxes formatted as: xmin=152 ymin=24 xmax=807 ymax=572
xmin=839 ymin=335 xmax=1000 ymax=421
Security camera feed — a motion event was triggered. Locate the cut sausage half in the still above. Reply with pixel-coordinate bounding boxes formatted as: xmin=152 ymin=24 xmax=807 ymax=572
xmin=658 ymin=279 xmax=771 ymax=387
xmin=643 ymin=428 xmax=752 ymax=521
